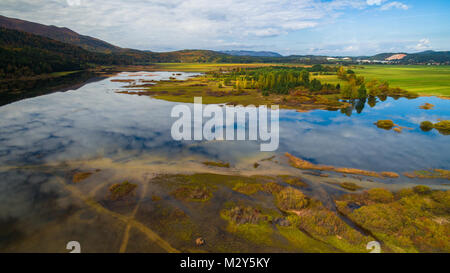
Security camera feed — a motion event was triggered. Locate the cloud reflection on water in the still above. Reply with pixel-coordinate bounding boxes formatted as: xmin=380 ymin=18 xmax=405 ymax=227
xmin=0 ymin=72 xmax=449 ymax=173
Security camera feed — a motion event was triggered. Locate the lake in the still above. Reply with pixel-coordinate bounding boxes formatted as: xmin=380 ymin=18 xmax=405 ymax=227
xmin=0 ymin=71 xmax=448 ymax=252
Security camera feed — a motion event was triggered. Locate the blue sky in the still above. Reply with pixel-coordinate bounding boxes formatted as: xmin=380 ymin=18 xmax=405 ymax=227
xmin=0 ymin=0 xmax=449 ymax=56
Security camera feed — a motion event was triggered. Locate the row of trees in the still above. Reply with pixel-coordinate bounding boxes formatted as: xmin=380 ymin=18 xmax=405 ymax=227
xmin=212 ymin=65 xmax=415 ymax=101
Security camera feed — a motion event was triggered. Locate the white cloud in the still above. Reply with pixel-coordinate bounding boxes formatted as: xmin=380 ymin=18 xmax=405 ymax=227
xmin=380 ymin=1 xmax=409 ymax=10
xmin=367 ymin=0 xmax=409 ymax=10
xmin=66 ymin=0 xmax=82 ymax=6
xmin=0 ymin=0 xmax=371 ymax=51
xmin=366 ymin=0 xmax=386 ymax=5
xmin=413 ymin=38 xmax=432 ymax=51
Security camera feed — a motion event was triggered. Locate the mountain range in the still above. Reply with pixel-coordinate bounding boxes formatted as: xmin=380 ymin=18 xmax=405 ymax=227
xmin=219 ymin=50 xmax=283 ymax=57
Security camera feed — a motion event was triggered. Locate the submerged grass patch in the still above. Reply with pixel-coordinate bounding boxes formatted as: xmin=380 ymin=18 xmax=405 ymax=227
xmin=420 ymin=120 xmax=450 ymax=135
xmin=232 ymin=182 xmax=262 ymax=195
xmin=278 ymin=175 xmax=308 ymax=187
xmin=433 ymin=120 xmax=450 ymax=135
xmin=109 ymin=181 xmax=138 ymax=201
xmin=339 ymin=182 xmax=362 ymax=191
xmin=202 ymin=161 xmax=230 ymax=168
xmin=403 ymin=169 xmax=450 ymax=180
xmin=171 ymin=186 xmax=212 ymax=202
xmin=375 ymin=120 xmax=395 ymax=130
xmin=420 ymin=121 xmax=434 ymax=131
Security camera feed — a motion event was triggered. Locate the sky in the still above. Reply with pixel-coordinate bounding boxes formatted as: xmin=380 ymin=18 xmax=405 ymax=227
xmin=0 ymin=0 xmax=449 ymax=56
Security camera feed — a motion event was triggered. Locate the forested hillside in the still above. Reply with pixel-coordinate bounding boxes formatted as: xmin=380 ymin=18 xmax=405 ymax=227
xmin=0 ymin=27 xmax=144 ymax=79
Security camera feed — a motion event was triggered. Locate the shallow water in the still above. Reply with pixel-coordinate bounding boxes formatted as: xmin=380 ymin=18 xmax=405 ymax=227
xmin=0 ymin=71 xmax=449 ymax=252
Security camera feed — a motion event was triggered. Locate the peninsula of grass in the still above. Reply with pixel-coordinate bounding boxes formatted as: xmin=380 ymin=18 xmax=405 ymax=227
xmin=285 ymin=152 xmax=399 ymax=178
xmin=118 ymin=64 xmax=418 ymax=111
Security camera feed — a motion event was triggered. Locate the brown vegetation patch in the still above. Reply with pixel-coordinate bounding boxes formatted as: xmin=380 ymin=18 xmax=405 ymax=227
xmin=334 ymin=167 xmax=380 ymax=177
xmin=339 ymin=182 xmax=362 ymax=191
xmin=419 ymin=103 xmax=435 ymax=110
xmin=381 ymin=172 xmax=400 ymax=178
xmin=202 ymin=161 xmax=230 ymax=168
xmin=110 ymin=79 xmax=135 ymax=83
xmin=285 ymin=153 xmax=334 ymax=171
xmin=72 ymin=172 xmax=92 ymax=183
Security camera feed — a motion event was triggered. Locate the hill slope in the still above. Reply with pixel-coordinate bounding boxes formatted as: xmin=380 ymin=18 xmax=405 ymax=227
xmin=368 ymin=51 xmax=450 ymax=64
xmin=0 ymin=15 xmax=120 ymax=53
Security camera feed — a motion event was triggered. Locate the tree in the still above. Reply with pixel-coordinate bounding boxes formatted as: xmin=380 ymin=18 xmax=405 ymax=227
xmin=310 ymin=79 xmax=322 ymax=92
xmin=366 ymin=79 xmax=380 ymax=96
xmin=300 ymin=70 xmax=309 ymax=85
xmin=358 ymin=84 xmax=367 ymax=99
xmin=355 ymin=98 xmax=366 ymax=114
xmin=368 ymin=96 xmax=377 ymax=108
xmin=337 ymin=66 xmax=346 ymax=80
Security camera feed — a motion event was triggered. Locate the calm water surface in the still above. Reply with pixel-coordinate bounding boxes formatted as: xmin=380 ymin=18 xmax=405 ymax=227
xmin=0 ymin=71 xmax=448 ymax=171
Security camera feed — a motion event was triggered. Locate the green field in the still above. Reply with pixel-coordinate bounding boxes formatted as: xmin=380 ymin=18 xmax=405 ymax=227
xmin=310 ymin=74 xmax=348 ymax=86
xmin=353 ymin=65 xmax=450 ymax=97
